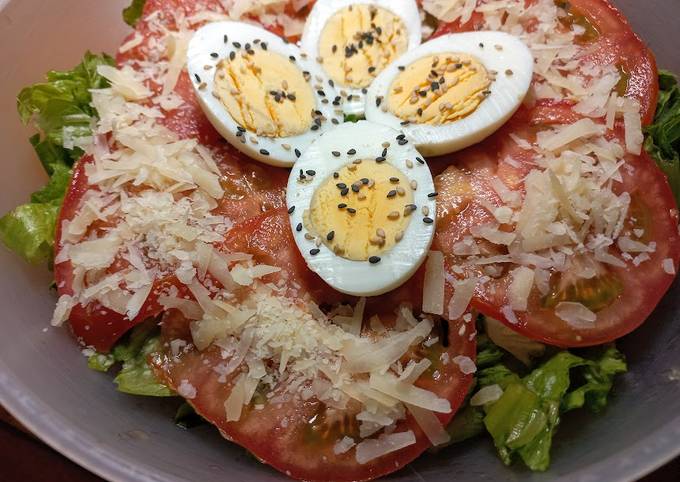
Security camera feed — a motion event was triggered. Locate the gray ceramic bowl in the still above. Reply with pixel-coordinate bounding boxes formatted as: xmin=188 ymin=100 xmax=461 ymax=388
xmin=1 ymin=1 xmax=679 ymax=481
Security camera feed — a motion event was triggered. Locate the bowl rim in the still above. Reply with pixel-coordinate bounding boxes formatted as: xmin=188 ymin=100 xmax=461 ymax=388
xmin=1 ymin=0 xmax=680 ymax=480
xmin=3 ymin=356 xmax=680 ymax=482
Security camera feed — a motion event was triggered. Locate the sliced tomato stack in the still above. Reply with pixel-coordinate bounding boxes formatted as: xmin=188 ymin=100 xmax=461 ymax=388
xmin=431 ymin=0 xmax=680 ymax=347
xmin=152 ymin=211 xmax=475 ymax=481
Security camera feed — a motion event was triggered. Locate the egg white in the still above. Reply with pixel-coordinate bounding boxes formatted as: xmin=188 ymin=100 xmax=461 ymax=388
xmin=286 ymin=121 xmax=436 ymax=297
xmin=300 ymin=0 xmax=422 ymax=118
xmin=187 ymin=21 xmax=342 ymax=168
xmin=365 ymin=31 xmax=534 ymax=156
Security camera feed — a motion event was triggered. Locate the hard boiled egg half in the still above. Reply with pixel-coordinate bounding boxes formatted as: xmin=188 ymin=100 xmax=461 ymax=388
xmin=300 ymin=0 xmax=422 ymax=118
xmin=365 ymin=31 xmax=534 ymax=156
xmin=187 ymin=21 xmax=343 ymax=167
xmin=286 ymin=121 xmax=436 ymax=296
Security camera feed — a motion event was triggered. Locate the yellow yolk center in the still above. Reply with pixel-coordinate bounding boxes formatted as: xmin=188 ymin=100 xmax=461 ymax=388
xmin=213 ymin=49 xmax=315 ymax=137
xmin=387 ymin=53 xmax=492 ymax=125
xmin=306 ymin=161 xmax=414 ymax=261
xmin=318 ymin=5 xmax=409 ymax=89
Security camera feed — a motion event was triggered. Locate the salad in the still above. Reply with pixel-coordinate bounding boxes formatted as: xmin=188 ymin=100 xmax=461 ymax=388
xmin=3 ymin=0 xmax=680 ymax=480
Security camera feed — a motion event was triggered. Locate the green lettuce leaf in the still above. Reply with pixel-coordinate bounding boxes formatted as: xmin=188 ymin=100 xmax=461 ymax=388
xmin=2 ymin=52 xmax=114 ymax=264
xmin=114 ymin=335 xmax=174 ymax=397
xmin=86 ymin=321 xmax=174 ymax=397
xmin=0 ymin=202 xmax=61 ymax=264
xmin=123 ymin=0 xmax=147 ymax=27
xmin=174 ymin=402 xmax=206 ymax=429
xmin=483 ymin=347 xmax=627 ymax=471
xmin=645 ymin=70 xmax=680 ymax=205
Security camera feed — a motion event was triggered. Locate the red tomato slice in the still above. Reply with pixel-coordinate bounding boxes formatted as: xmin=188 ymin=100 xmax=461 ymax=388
xmin=433 ymin=0 xmax=658 ymax=125
xmin=433 ymin=135 xmax=680 ymax=347
xmin=55 ymin=149 xmax=286 ymax=352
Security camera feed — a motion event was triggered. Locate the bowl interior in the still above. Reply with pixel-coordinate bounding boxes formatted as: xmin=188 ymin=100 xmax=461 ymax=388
xmin=1 ymin=1 xmax=679 ymax=481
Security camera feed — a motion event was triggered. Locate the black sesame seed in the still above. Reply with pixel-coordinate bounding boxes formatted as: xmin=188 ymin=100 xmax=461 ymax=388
xmin=398 ymin=65 xmax=405 ymax=71
xmin=336 ymin=183 xmax=347 ymax=189
xmin=387 ymin=190 xmax=397 ymax=198
xmin=311 ymin=125 xmax=320 ymax=131
xmin=416 ymin=156 xmax=425 ymax=164
xmin=295 ymin=148 xmax=301 ymax=158
xmin=210 ymin=52 xmax=219 ymax=58
xmin=259 ymin=149 xmax=270 ymax=156
xmin=375 ymin=156 xmax=386 ymax=163
xmin=389 ymin=177 xmax=399 ymax=184
xmin=310 ymin=248 xmax=320 ymax=256
xmin=229 ymin=51 xmax=236 ymax=61
xmin=289 ymin=55 xmax=296 ymax=62
xmin=362 ymin=88 xmax=368 ymax=94
xmin=288 ymin=93 xmax=296 ymax=101
xmin=428 ymin=192 xmax=439 ymax=198
xmin=338 ymin=203 xmax=347 ymax=209
xmin=347 ymin=207 xmax=357 ymax=214
xmin=245 ymin=43 xmax=251 ymax=50
xmin=306 ymin=170 xmax=316 ymax=176
xmin=332 ymin=118 xmax=339 ymax=124
xmin=296 ymin=222 xmax=303 ymax=232
xmin=237 ymin=126 xmax=246 ymax=132
xmin=368 ymin=66 xmax=376 ymax=73
xmin=361 ymin=178 xmax=369 ymax=185
xmin=288 ymin=206 xmax=295 ymax=214
xmin=381 ymin=147 xmax=388 ymax=157
xmin=479 ymin=42 xmax=484 ymax=48
xmin=233 ymin=42 xmax=241 ymax=48
xmin=431 ymin=81 xmax=439 ymax=91
xmin=333 ymin=172 xmax=340 ymax=179
xmin=347 ymin=94 xmax=353 ymax=101
xmin=376 ymin=97 xmax=383 ymax=107
xmin=423 ymin=217 xmax=434 ymax=224
xmin=417 ymin=108 xmax=423 ymax=116
xmin=326 ymin=231 xmax=335 ymax=241
xmin=398 ymin=139 xmax=408 ymax=145
xmin=400 ymin=120 xmax=410 ymax=126
xmin=369 ymin=256 xmax=381 ymax=264
xmin=352 ymin=184 xmax=360 ymax=193
xmin=347 ymin=148 xmax=357 ymax=155
xmin=317 ymin=89 xmax=326 ymax=97
xmin=224 ymin=35 xmax=228 ymax=43
xmin=332 ymin=151 xmax=341 ymax=157
xmin=194 ymin=73 xmax=202 ymax=83
xmin=341 ymin=187 xmax=349 ymax=196
xmin=396 ymin=134 xmax=406 ymax=140
xmin=261 ymin=42 xmax=268 ymax=50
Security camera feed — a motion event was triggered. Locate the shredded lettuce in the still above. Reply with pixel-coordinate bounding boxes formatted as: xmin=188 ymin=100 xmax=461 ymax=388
xmin=87 ymin=321 xmax=174 ymax=397
xmin=444 ymin=320 xmax=627 ymax=471
xmin=123 ymin=0 xmax=147 ymax=27
xmin=645 ymin=70 xmax=680 ymax=205
xmin=2 ymin=52 xmax=114 ymax=265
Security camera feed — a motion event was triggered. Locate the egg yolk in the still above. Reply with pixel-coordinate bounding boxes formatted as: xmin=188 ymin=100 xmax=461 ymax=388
xmin=387 ymin=53 xmax=492 ymax=125
xmin=306 ymin=161 xmax=414 ymax=261
xmin=213 ymin=49 xmax=315 ymax=137
xmin=318 ymin=5 xmax=409 ymax=89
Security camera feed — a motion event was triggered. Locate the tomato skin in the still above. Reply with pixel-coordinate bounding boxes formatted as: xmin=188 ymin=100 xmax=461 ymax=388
xmin=433 ymin=0 xmax=658 ymax=125
xmin=153 ymin=310 xmax=474 ymax=482
xmin=475 ymin=151 xmax=680 ymax=348
xmin=567 ymin=0 xmax=658 ymax=124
